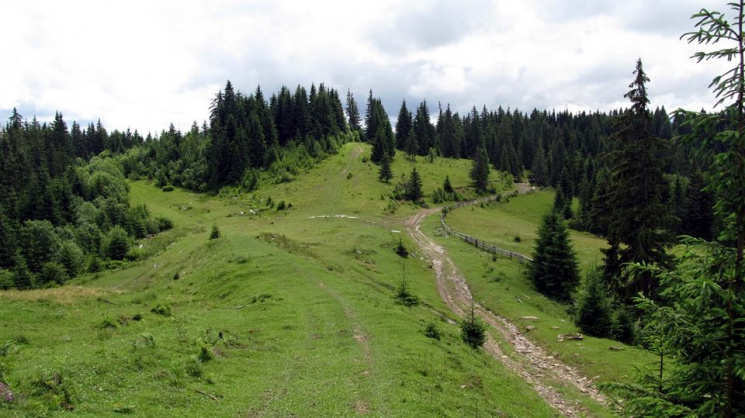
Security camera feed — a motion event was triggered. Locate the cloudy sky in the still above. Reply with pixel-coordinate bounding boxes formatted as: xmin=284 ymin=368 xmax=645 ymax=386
xmin=0 ymin=0 xmax=735 ymax=134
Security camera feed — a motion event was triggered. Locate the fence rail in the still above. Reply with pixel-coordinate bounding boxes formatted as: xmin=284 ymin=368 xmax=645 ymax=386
xmin=439 ymin=196 xmax=533 ymax=265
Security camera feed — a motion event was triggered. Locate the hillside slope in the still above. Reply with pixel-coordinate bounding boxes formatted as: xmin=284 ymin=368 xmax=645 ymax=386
xmin=0 ymin=143 xmax=558 ymax=416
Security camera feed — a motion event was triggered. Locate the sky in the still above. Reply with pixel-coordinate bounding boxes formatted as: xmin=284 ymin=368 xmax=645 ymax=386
xmin=0 ymin=0 xmax=736 ymax=135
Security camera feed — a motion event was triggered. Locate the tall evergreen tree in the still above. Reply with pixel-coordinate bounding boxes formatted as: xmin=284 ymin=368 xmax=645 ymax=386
xmin=395 ymin=100 xmax=412 ymax=150
xmin=529 ymin=210 xmax=580 ymax=301
xmin=406 ymin=167 xmax=423 ymax=202
xmin=378 ymin=154 xmax=393 ymax=183
xmin=346 ymin=89 xmax=362 ymax=134
xmin=470 ymin=148 xmax=490 ymax=194
xmin=681 ymin=170 xmax=714 ymax=240
xmin=601 ymin=59 xmax=674 ymax=299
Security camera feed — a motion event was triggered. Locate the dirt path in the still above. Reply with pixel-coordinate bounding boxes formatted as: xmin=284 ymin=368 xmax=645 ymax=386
xmin=405 ymin=192 xmax=605 ymax=417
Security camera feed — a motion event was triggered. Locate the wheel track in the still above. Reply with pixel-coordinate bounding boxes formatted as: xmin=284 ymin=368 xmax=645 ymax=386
xmin=405 ymin=202 xmax=605 ymax=417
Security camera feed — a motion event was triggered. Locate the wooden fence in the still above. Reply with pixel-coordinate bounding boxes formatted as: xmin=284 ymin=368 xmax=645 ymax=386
xmin=439 ymin=196 xmax=533 ymax=265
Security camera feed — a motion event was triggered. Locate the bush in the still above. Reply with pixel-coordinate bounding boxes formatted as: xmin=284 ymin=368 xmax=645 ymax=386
xmin=39 ymin=262 xmax=69 ymax=286
xmin=276 ymin=200 xmax=286 ymax=211
xmin=461 ymin=306 xmax=486 ymax=349
xmin=104 ymin=226 xmax=130 ymax=260
xmin=157 ymin=217 xmax=174 ymax=231
xmin=424 ymin=322 xmax=441 ymax=340
xmin=0 ymin=269 xmax=14 ymax=290
xmin=209 ymin=225 xmax=220 ymax=240
xmin=395 ymin=280 xmax=419 ymax=307
xmin=150 ymin=304 xmax=172 ymax=316
xmin=394 ymin=239 xmax=408 ymax=258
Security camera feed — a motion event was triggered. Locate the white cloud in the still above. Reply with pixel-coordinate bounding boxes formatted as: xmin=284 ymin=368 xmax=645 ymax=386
xmin=0 ymin=0 xmax=736 ymax=134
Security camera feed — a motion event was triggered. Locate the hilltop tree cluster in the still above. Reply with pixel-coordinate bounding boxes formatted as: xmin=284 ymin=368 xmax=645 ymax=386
xmin=0 ymin=111 xmax=171 ymax=290
xmin=118 ymin=82 xmax=352 ymax=193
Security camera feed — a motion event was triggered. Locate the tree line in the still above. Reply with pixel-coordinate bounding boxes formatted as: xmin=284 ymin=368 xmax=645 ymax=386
xmin=0 ymin=111 xmax=170 ymax=290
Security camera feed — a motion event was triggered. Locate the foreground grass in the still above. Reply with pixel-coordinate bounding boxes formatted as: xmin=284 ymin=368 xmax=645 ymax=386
xmin=0 ymin=143 xmax=555 ymax=417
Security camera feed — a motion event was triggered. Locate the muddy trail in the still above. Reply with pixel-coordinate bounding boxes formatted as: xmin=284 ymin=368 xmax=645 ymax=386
xmin=405 ymin=191 xmax=606 ymax=417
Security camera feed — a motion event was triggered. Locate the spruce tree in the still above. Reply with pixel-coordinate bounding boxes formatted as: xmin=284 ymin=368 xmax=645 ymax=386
xmin=378 ymin=154 xmax=393 ymax=183
xmin=529 ymin=145 xmax=549 ymax=187
xmin=470 ymin=148 xmax=490 ymax=194
xmin=601 ymin=58 xmax=674 ymax=300
xmin=575 ymin=268 xmax=613 ymax=338
xmin=603 ymin=5 xmax=745 ymax=416
xmin=395 ymin=100 xmax=412 ymax=150
xmin=681 ymin=170 xmax=714 ymax=240
xmin=529 ymin=211 xmax=580 ymax=301
xmin=406 ymin=167 xmax=423 ymax=202
xmin=346 ymin=89 xmax=361 ymax=133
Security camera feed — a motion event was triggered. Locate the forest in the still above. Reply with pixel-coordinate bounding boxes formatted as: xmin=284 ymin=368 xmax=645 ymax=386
xmin=1 ymin=2 xmax=744 ymax=416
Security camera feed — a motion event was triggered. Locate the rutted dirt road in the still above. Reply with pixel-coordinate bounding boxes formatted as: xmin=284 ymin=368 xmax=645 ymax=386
xmin=405 ymin=198 xmax=605 ymax=417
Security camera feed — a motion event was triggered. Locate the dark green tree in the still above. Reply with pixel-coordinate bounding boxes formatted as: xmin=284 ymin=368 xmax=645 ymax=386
xmin=601 ymin=59 xmax=674 ymax=299
xmin=460 ymin=303 xmax=486 ymax=349
xmin=681 ymin=170 xmax=715 ymax=240
xmin=378 ymin=154 xmax=393 ymax=183
xmin=105 ymin=226 xmax=130 ymax=260
xmin=529 ymin=211 xmax=580 ymax=301
xmin=395 ymin=100 xmax=412 ymax=150
xmin=529 ymin=145 xmax=549 ymax=187
xmin=406 ymin=167 xmax=423 ymax=202
xmin=574 ymin=268 xmax=613 ymax=338
xmin=404 ymin=127 xmax=419 ymax=160
xmin=346 ymin=89 xmax=362 ymax=133
xmin=470 ymin=148 xmax=490 ymax=194
xmin=604 ymin=5 xmax=745 ymax=416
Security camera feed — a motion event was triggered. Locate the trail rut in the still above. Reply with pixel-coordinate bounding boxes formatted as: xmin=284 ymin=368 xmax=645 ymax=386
xmin=405 ymin=201 xmax=605 ymax=417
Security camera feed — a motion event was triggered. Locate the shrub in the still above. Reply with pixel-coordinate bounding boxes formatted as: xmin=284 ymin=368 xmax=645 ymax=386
xmin=198 ymin=346 xmax=213 ymax=363
xmin=394 ymin=239 xmax=408 ymax=258
xmin=0 ymin=269 xmax=14 ymax=290
xmin=99 ymin=316 xmax=118 ymax=330
xmin=395 ymin=280 xmax=419 ymax=307
xmin=461 ymin=306 xmax=486 ymax=349
xmin=276 ymin=201 xmax=286 ymax=211
xmin=104 ymin=226 xmax=130 ymax=260
xmin=424 ymin=322 xmax=441 ymax=340
xmin=150 ymin=304 xmax=172 ymax=316
xmin=157 ymin=217 xmax=174 ymax=231
xmin=39 ymin=262 xmax=69 ymax=286
xmin=209 ymin=225 xmax=220 ymax=240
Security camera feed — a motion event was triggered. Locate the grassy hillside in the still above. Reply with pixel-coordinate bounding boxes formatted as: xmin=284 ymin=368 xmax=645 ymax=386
xmin=443 ymin=191 xmax=608 ymax=275
xmin=0 ymin=143 xmax=556 ymax=416
xmin=422 ymin=192 xmax=657 ymax=384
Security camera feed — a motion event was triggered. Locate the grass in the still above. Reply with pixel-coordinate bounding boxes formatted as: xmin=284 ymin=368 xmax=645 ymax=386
xmin=0 ymin=143 xmax=557 ymax=417
xmin=422 ymin=195 xmax=658 ymax=386
xmin=444 ymin=191 xmax=608 ymax=275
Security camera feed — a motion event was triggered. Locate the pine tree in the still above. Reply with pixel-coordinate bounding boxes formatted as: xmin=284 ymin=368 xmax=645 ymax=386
xmin=529 ymin=145 xmax=549 ymax=187
xmin=681 ymin=170 xmax=714 ymax=240
xmin=470 ymin=148 xmax=490 ymax=194
xmin=346 ymin=89 xmax=362 ymax=134
xmin=404 ymin=127 xmax=419 ymax=161
xmin=529 ymin=211 xmax=579 ymax=301
xmin=575 ymin=268 xmax=613 ymax=338
xmin=406 ymin=167 xmax=423 ymax=202
xmin=601 ymin=59 xmax=674 ymax=300
xmin=378 ymin=154 xmax=393 ymax=183
xmin=603 ymin=6 xmax=745 ymax=416
xmin=395 ymin=100 xmax=412 ymax=150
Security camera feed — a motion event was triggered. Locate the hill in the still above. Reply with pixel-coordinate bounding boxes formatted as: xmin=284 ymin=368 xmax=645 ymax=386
xmin=0 ymin=143 xmax=565 ymax=416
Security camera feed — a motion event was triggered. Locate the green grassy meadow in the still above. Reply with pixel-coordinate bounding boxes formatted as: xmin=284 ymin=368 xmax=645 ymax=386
xmin=423 ymin=193 xmax=657 ymax=384
xmin=0 ymin=143 xmax=560 ymax=417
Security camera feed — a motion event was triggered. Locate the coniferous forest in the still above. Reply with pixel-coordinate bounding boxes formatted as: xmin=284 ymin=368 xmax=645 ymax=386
xmin=1 ymin=2 xmax=745 ymax=416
